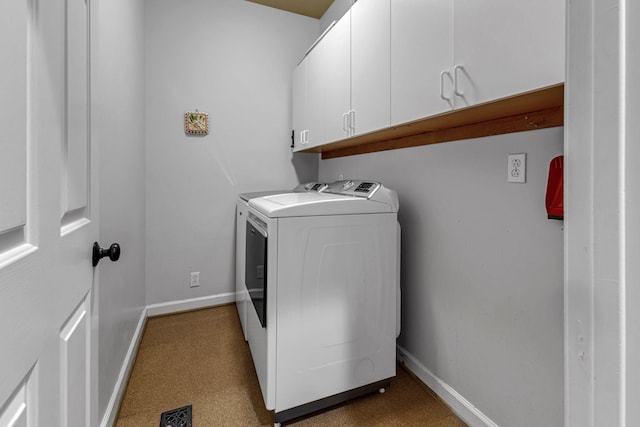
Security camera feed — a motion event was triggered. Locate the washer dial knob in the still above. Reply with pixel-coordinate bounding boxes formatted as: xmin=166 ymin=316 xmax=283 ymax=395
xmin=342 ymin=180 xmax=354 ymax=191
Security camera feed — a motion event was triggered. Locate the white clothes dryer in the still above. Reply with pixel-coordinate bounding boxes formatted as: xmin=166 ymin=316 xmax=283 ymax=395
xmin=236 ymin=182 xmax=327 ymax=340
xmin=244 ymin=180 xmax=400 ymax=424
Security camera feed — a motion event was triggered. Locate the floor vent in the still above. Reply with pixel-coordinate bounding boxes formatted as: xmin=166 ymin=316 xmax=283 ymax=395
xmin=159 ymin=405 xmax=192 ymax=427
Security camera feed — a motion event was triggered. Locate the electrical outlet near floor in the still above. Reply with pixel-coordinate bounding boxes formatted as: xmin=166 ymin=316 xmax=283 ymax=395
xmin=507 ymin=153 xmax=526 ymax=183
xmin=190 ymin=271 xmax=200 ymax=287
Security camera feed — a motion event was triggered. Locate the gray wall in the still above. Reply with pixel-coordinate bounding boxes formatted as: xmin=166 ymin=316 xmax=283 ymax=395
xmin=318 ymin=128 xmax=564 ymax=427
xmin=94 ymin=0 xmax=146 ymax=421
xmin=144 ymin=0 xmax=319 ymax=305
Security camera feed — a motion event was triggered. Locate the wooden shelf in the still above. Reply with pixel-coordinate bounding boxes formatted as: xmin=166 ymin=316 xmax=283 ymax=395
xmin=300 ymin=83 xmax=564 ymax=159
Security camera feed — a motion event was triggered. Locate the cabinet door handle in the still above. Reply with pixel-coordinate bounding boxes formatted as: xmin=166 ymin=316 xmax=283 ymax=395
xmin=440 ymin=70 xmax=453 ymax=102
xmin=453 ymin=64 xmax=465 ymax=97
xmin=343 ymin=112 xmax=350 ymax=134
xmin=349 ymin=110 xmax=356 ymax=136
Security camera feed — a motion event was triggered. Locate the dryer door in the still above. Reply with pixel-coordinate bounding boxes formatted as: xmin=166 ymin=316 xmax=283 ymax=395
xmin=246 ymin=215 xmax=268 ymax=328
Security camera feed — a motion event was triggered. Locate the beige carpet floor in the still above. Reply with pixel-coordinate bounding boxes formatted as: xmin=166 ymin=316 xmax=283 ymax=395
xmin=115 ymin=304 xmax=466 ymax=426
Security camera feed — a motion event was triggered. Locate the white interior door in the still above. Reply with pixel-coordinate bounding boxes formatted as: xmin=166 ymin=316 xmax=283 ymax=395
xmin=0 ymin=0 xmax=98 ymax=425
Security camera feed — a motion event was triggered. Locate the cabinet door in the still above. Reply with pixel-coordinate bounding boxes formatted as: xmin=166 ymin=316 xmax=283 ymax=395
xmin=453 ymin=0 xmax=565 ymax=107
xmin=323 ymin=11 xmax=351 ymax=144
xmin=304 ymin=43 xmax=326 ymax=148
xmin=351 ymin=0 xmax=391 ymax=136
xmin=291 ymin=61 xmax=306 ymax=152
xmin=391 ymin=0 xmax=453 ymax=124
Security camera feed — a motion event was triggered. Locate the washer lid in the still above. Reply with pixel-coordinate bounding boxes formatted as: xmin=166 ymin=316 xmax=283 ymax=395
xmin=239 ymin=190 xmax=290 ymax=202
xmin=238 ymin=182 xmax=328 ymax=201
xmin=249 ymin=190 xmax=398 ymax=218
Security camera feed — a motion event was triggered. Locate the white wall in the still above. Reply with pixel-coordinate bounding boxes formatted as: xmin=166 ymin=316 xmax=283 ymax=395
xmin=318 ymin=128 xmax=564 ymax=427
xmin=94 ymin=0 xmax=146 ymax=421
xmin=144 ymin=0 xmax=319 ymax=305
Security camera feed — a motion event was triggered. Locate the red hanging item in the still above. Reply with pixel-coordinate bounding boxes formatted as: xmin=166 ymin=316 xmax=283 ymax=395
xmin=545 ymin=155 xmax=564 ymax=220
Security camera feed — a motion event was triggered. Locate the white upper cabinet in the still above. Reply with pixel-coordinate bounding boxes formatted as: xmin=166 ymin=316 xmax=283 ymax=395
xmin=293 ymin=0 xmax=564 ymax=151
xmin=391 ymin=0 xmax=454 ymax=124
xmin=350 ymin=0 xmax=391 ymax=136
xmin=305 ymin=43 xmax=327 ymax=148
xmin=323 ymin=12 xmax=351 ymax=144
xmin=452 ymin=0 xmax=565 ymax=108
xmin=391 ymin=0 xmax=565 ymax=124
xmin=293 ymin=14 xmax=349 ymax=152
xmin=293 ymin=40 xmax=327 ymax=152
xmin=291 ymin=61 xmax=306 ymax=151
xmin=293 ymin=0 xmax=390 ymax=151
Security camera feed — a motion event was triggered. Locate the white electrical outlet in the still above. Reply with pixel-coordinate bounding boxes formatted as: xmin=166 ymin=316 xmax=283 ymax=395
xmin=508 ymin=153 xmax=526 ymax=183
xmin=190 ymin=271 xmax=200 ymax=288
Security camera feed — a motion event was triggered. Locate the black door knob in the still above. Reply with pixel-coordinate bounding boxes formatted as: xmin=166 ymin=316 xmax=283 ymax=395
xmin=92 ymin=242 xmax=121 ymax=267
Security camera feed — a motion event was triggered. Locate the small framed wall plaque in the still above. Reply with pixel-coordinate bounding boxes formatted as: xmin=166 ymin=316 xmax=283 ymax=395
xmin=184 ymin=111 xmax=209 ymax=135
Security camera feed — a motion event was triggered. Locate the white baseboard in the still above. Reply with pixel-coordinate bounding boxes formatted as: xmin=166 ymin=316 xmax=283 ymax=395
xmin=100 ymin=307 xmax=147 ymax=427
xmin=146 ymin=292 xmax=236 ymax=317
xmin=396 ymin=345 xmax=498 ymax=427
xmin=100 ymin=292 xmax=236 ymax=426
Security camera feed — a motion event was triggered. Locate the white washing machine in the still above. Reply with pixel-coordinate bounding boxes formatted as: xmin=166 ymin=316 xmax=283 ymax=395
xmin=245 ymin=180 xmax=400 ymax=424
xmin=236 ymin=183 xmax=327 ymax=340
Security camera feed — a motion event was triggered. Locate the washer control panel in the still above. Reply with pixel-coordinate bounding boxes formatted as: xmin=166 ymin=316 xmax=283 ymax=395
xmin=324 ymin=180 xmax=381 ymax=198
xmin=293 ymin=182 xmax=328 ymax=192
